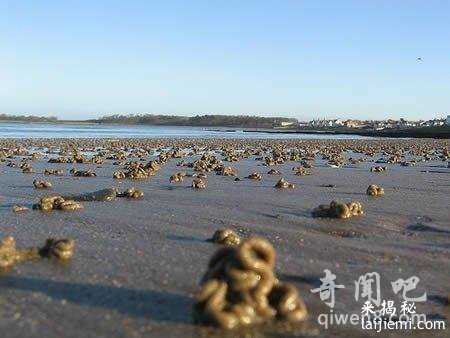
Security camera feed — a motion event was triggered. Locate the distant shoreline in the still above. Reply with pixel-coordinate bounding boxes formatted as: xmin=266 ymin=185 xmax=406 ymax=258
xmin=0 ymin=119 xmax=98 ymax=125
xmin=0 ymin=120 xmax=448 ymax=139
xmin=240 ymin=127 xmax=450 ymax=139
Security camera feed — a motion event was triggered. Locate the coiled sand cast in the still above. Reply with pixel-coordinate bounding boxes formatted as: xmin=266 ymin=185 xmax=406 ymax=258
xmin=312 ymin=201 xmax=363 ymax=219
xmin=0 ymin=236 xmax=75 ymax=269
xmin=366 ymin=184 xmax=384 ymax=197
xmin=211 ymin=229 xmax=241 ymax=246
xmin=194 ymin=237 xmax=307 ymax=329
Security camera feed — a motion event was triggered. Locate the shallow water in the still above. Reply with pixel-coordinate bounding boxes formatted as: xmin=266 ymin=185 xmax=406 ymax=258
xmin=0 ymin=122 xmax=370 ymax=139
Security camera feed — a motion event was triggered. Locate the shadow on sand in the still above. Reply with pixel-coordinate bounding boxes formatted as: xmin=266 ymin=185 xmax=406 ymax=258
xmin=0 ymin=202 xmax=33 ymax=211
xmin=166 ymin=234 xmax=205 ymax=243
xmin=0 ymin=275 xmax=193 ymax=324
xmin=278 ymin=273 xmax=322 ymax=288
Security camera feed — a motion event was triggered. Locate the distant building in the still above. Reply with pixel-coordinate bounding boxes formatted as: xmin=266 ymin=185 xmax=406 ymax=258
xmin=343 ymin=119 xmax=359 ymax=128
xmin=280 ymin=121 xmax=295 ymax=127
xmin=446 ymin=115 xmax=450 ymax=126
xmin=274 ymin=121 xmax=296 ymax=128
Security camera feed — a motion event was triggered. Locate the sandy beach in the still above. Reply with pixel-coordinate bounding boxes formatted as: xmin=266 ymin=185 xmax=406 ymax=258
xmin=0 ymin=137 xmax=448 ymax=337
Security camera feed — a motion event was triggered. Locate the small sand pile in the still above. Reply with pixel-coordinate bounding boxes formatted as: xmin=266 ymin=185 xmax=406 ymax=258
xmin=129 ymin=167 xmax=153 ymax=179
xmin=113 ymin=160 xmax=160 ymax=180
xmin=194 ymin=237 xmax=307 ymax=329
xmin=33 ymin=179 xmax=52 ymax=189
xmin=217 ymin=166 xmax=238 ymax=176
xmin=292 ymin=167 xmax=311 ymax=176
xmin=113 ymin=170 xmax=126 ymax=179
xmin=267 ymin=169 xmax=281 ymax=175
xmin=48 ymin=157 xmax=71 ymax=164
xmin=370 ymin=166 xmax=387 ymax=173
xmin=0 ymin=236 xmax=75 ymax=269
xmin=33 ymin=195 xmax=83 ymax=212
xmin=20 ymin=162 xmax=33 ymax=173
xmin=192 ymin=178 xmax=207 ymax=189
xmin=44 ymin=169 xmax=64 ymax=176
xmin=70 ymin=169 xmax=97 ymax=177
xmin=193 ymin=172 xmax=207 ymax=179
xmin=247 ymin=172 xmax=262 ymax=181
xmin=39 ymin=238 xmax=76 ymax=260
xmin=366 ymin=184 xmax=384 ymax=197
xmin=117 ymin=187 xmax=144 ymax=199
xmin=191 ymin=154 xmax=222 ymax=173
xmin=312 ymin=201 xmax=363 ymax=219
xmin=170 ymin=172 xmax=186 ymax=183
xmin=274 ymin=178 xmax=295 ymax=189
xmin=211 ymin=229 xmax=241 ymax=246
xmin=12 ymin=205 xmax=29 ymax=213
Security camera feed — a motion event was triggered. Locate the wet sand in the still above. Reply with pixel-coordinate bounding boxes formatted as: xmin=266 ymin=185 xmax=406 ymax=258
xmin=0 ymin=138 xmax=448 ymax=337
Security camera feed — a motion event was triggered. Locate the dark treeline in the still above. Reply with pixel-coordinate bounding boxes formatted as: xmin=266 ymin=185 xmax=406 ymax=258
xmin=245 ymin=125 xmax=450 ymax=139
xmin=0 ymin=114 xmax=58 ymax=122
xmin=92 ymin=114 xmax=298 ymax=128
xmin=363 ymin=125 xmax=450 ymax=139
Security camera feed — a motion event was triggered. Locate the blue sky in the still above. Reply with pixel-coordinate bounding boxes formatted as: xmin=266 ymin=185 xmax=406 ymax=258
xmin=1 ymin=0 xmax=449 ymax=120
